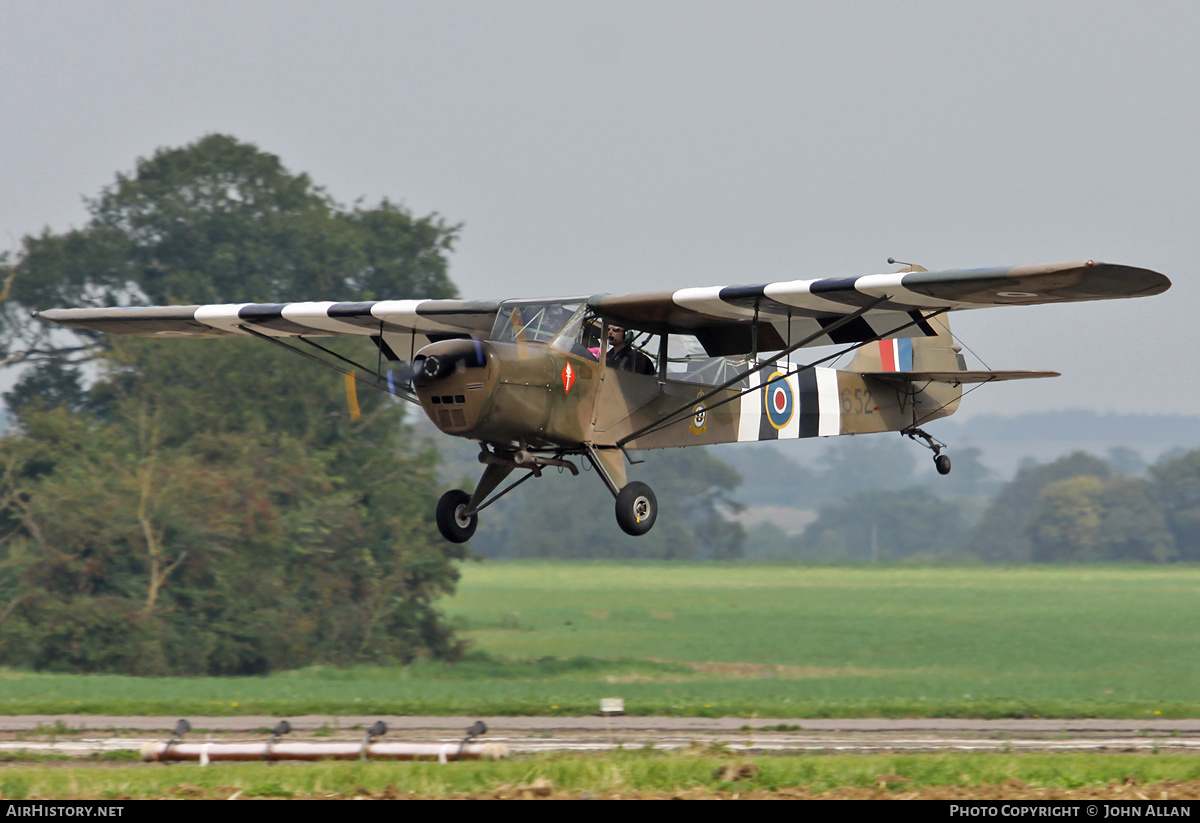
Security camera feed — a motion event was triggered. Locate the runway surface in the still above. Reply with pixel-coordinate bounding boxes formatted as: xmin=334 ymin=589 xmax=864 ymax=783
xmin=3 ymin=716 xmax=1200 ymax=756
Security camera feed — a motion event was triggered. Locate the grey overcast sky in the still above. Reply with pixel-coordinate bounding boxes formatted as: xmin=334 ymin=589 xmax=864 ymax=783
xmin=1 ymin=0 xmax=1196 ymax=418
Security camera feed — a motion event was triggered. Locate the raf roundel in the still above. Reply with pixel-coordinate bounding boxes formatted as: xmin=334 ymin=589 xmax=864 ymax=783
xmin=764 ymin=371 xmax=794 ymax=430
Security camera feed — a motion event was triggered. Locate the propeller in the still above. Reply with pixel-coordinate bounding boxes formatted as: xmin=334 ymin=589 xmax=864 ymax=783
xmin=388 ymin=360 xmax=423 ymax=394
xmin=377 ymin=340 xmax=487 ymax=397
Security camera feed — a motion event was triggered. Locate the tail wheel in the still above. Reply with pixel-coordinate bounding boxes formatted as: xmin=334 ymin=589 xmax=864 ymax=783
xmin=436 ymin=489 xmax=478 ymax=543
xmin=615 ymin=482 xmax=657 ymax=536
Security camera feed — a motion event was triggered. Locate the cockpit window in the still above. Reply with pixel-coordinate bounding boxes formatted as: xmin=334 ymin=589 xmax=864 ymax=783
xmin=490 ymin=302 xmax=583 ymax=344
xmin=552 ymin=308 xmax=602 ymax=359
xmin=666 ymin=333 xmax=750 ymax=388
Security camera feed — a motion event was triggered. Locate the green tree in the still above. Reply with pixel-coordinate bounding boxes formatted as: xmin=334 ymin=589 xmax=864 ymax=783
xmin=4 ymin=357 xmax=86 ymax=417
xmin=1150 ymin=449 xmax=1200 ymax=561
xmin=3 ymin=133 xmax=457 ymax=373
xmin=0 ymin=135 xmax=465 ymax=674
xmin=813 ymin=436 xmax=917 ymax=501
xmin=1028 ymin=475 xmax=1175 ymax=563
xmin=1027 ymin=476 xmax=1107 ymax=562
xmin=1097 ymin=477 xmax=1176 ymax=563
xmin=1106 ymin=446 xmax=1147 ymax=477
xmin=969 ymin=452 xmax=1111 ymax=563
xmin=720 ymin=445 xmax=821 ymax=508
xmin=797 ymin=486 xmax=968 ymax=562
xmin=934 ymin=445 xmax=995 ymax=497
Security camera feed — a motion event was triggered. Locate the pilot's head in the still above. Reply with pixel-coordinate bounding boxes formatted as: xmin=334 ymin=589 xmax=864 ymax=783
xmin=608 ymin=325 xmax=627 ymax=345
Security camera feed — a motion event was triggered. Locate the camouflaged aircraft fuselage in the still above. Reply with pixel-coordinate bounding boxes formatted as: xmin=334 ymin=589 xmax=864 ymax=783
xmin=410 ymin=317 xmax=965 ymax=453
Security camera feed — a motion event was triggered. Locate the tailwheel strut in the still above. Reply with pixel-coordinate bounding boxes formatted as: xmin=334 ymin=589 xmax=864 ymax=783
xmin=904 ymin=427 xmax=952 ymax=476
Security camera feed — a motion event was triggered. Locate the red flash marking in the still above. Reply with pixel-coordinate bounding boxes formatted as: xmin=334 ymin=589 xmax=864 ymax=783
xmin=562 ymin=363 xmax=576 ymax=393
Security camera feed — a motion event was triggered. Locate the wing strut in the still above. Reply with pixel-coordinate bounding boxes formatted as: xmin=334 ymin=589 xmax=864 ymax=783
xmin=238 ymin=325 xmax=420 ymax=405
xmin=617 ymin=296 xmax=887 ymax=447
xmin=617 ymin=303 xmax=950 ymax=447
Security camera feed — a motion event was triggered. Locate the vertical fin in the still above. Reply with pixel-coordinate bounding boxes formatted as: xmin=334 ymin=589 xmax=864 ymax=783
xmin=847 ymin=313 xmax=962 ymax=373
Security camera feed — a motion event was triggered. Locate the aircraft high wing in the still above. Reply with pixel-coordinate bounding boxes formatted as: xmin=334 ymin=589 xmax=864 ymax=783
xmin=37 ymin=259 xmax=1170 ymax=542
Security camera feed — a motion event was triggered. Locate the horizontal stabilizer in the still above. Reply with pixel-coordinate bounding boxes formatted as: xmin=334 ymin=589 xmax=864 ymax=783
xmin=862 ymin=370 xmax=1059 ymax=386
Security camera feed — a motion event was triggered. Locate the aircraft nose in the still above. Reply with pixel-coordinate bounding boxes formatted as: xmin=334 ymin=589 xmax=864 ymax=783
xmin=413 ymin=339 xmax=489 ymax=383
xmin=420 ymin=353 xmax=454 ymax=380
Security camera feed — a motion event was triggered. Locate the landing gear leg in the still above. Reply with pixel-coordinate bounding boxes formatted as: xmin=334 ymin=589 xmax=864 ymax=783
xmin=433 ymin=447 xmax=581 ymax=543
xmin=904 ymin=427 xmax=952 ymax=476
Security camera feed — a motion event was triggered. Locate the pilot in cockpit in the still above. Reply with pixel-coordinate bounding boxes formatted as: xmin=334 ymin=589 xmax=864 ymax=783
xmin=606 ymin=325 xmax=656 ymax=375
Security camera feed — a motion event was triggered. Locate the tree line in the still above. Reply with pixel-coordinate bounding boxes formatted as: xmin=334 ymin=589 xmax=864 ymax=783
xmin=743 ymin=445 xmax=1200 ymax=564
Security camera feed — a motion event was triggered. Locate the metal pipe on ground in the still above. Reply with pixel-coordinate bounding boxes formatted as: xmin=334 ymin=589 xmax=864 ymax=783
xmin=142 ymin=741 xmax=509 ymax=763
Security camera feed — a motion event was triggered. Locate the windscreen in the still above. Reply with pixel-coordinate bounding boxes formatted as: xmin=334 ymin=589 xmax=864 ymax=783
xmin=490 ymin=302 xmax=583 ymax=344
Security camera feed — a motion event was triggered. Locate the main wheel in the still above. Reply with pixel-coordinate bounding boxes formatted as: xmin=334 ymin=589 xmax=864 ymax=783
xmin=436 ymin=489 xmax=478 ymax=543
xmin=934 ymin=453 xmax=952 ymax=476
xmin=615 ymin=482 xmax=657 ymax=536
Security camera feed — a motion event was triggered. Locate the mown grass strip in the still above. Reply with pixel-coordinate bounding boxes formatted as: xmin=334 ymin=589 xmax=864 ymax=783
xmin=1 ymin=752 xmax=1199 ymax=799
xmin=0 ymin=695 xmax=1196 ymax=720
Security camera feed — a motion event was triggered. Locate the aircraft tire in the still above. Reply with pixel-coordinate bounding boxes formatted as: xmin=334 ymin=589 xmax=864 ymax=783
xmin=935 ymin=454 xmax=952 ymax=476
xmin=436 ymin=489 xmax=477 ymax=543
xmin=615 ymin=482 xmax=657 ymax=536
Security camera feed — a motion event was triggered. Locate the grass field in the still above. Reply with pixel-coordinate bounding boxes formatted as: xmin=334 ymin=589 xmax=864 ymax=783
xmin=3 ymin=562 xmax=1200 ymax=718
xmin=4 ymin=752 xmax=1200 ymax=799
xmin=441 ymin=561 xmax=1200 ymax=717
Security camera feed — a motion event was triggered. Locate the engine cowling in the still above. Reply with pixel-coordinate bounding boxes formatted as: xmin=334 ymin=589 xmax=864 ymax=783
xmin=412 ymin=339 xmax=557 ymax=443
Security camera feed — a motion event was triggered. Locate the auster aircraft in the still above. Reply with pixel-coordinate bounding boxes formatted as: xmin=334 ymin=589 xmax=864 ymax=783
xmin=37 ymin=259 xmax=1169 ymax=543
